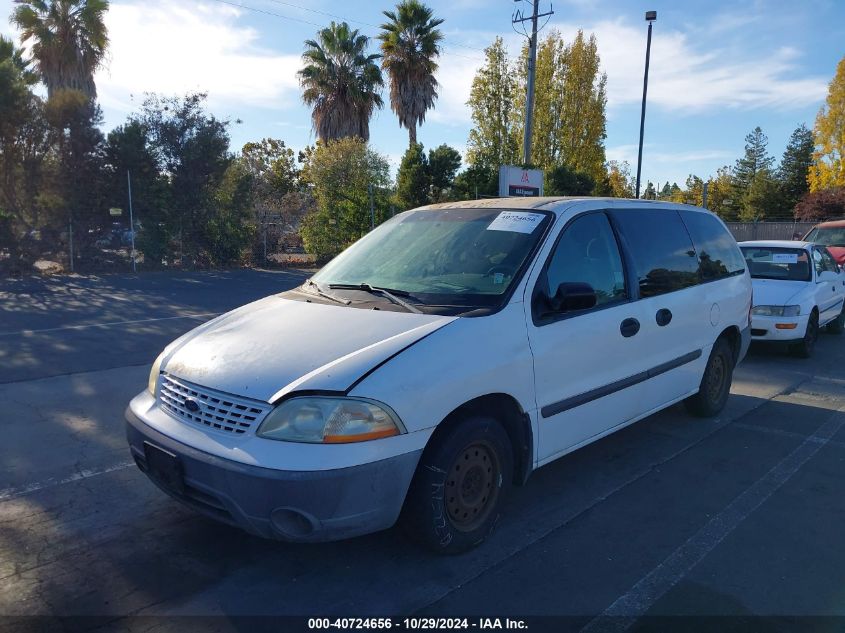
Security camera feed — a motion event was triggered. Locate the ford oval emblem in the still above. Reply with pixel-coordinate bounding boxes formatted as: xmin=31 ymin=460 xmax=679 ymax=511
xmin=184 ymin=399 xmax=200 ymax=413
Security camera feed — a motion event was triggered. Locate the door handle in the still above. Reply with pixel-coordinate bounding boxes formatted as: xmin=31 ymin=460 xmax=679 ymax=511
xmin=656 ymin=308 xmax=673 ymax=326
xmin=620 ymin=317 xmax=640 ymax=338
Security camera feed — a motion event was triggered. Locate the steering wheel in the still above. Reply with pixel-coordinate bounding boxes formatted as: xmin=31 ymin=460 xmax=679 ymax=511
xmin=485 ymin=264 xmax=516 ymax=278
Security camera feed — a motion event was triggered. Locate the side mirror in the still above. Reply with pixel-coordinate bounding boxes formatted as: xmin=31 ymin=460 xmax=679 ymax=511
xmin=545 ymin=281 xmax=597 ymax=314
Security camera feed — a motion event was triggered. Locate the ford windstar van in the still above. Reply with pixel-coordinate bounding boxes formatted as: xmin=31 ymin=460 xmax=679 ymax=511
xmin=126 ymin=198 xmax=752 ymax=553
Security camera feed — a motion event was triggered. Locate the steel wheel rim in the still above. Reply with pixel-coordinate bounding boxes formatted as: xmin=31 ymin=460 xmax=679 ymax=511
xmin=445 ymin=440 xmax=500 ymax=532
xmin=706 ymin=353 xmax=727 ymax=402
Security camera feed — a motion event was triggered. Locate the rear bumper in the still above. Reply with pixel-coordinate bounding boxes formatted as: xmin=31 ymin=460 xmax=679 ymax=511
xmin=125 ymin=407 xmax=421 ymax=542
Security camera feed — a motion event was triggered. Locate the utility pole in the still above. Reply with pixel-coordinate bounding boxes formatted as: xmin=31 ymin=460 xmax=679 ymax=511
xmin=513 ymin=0 xmax=554 ymax=166
xmin=635 ymin=10 xmax=657 ymax=199
xmin=127 ymin=170 xmax=136 ymax=273
xmin=368 ymin=183 xmax=375 ymax=229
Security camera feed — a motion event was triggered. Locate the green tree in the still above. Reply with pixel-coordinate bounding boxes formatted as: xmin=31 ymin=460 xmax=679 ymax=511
xmin=299 ymin=137 xmax=392 ymax=261
xmin=740 ymin=168 xmax=780 ymax=221
xmin=298 ymin=22 xmax=384 ymax=142
xmin=378 ymin=0 xmax=443 ymax=147
xmin=207 ymin=160 xmax=255 ymax=266
xmin=427 ymin=144 xmax=461 ymax=202
xmin=0 ymin=34 xmax=37 ymax=85
xmin=466 ymin=37 xmax=519 ymax=169
xmin=396 ymin=142 xmax=430 ymax=210
xmin=733 ymin=126 xmax=773 ymax=206
xmin=138 ymin=93 xmax=232 ymax=264
xmin=103 ymin=120 xmax=169 ymax=265
xmin=809 ymin=55 xmax=845 ymax=192
xmin=12 ymin=0 xmax=109 ymax=100
xmin=451 ymin=163 xmax=497 ymax=200
xmin=642 ymin=181 xmax=657 ymax=200
xmin=396 ymin=146 xmax=429 ymax=209
xmin=778 ymin=124 xmax=814 ymax=212
xmin=545 ymin=164 xmax=594 ymax=196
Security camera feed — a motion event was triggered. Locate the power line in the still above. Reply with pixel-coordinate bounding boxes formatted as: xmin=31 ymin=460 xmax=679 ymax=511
xmin=210 ymin=0 xmax=484 ymax=60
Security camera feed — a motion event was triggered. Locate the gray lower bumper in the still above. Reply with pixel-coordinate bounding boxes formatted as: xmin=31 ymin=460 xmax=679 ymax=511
xmin=125 ymin=408 xmax=422 ymax=542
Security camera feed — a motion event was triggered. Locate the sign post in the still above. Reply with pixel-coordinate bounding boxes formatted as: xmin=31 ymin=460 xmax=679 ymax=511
xmin=498 ymin=166 xmax=544 ymax=197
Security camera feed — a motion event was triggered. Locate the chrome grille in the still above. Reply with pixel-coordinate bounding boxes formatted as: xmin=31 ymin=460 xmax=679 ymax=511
xmin=159 ymin=374 xmax=270 ymax=435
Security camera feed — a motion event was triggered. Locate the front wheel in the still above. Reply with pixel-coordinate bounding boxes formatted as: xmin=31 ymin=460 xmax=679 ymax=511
xmin=791 ymin=311 xmax=819 ymax=358
xmin=400 ymin=416 xmax=513 ymax=554
xmin=684 ymin=337 xmax=734 ymax=418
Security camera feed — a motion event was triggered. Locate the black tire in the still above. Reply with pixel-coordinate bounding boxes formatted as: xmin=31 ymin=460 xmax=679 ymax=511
xmin=684 ymin=337 xmax=735 ymax=418
xmin=791 ymin=311 xmax=819 ymax=358
xmin=826 ymin=305 xmax=844 ymax=334
xmin=401 ymin=416 xmax=513 ymax=554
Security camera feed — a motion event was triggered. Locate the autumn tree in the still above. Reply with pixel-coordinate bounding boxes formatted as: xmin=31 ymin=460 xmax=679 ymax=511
xmin=794 ymin=187 xmax=845 ymax=221
xmin=600 ymin=160 xmax=634 ymax=198
xmin=466 ymin=37 xmax=519 ymax=170
xmin=809 ymin=55 xmax=845 ymax=191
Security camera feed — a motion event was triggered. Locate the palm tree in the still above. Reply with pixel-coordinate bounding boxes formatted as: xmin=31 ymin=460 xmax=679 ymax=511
xmin=378 ymin=0 xmax=443 ymax=147
xmin=11 ymin=0 xmax=109 ymax=100
xmin=298 ymin=21 xmax=384 ymax=143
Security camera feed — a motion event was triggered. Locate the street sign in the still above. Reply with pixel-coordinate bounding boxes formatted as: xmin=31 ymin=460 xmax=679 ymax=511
xmin=498 ymin=166 xmax=543 ymax=197
xmin=109 ymin=208 xmax=122 ymax=216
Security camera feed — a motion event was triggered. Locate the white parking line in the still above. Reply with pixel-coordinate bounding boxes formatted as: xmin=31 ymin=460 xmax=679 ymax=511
xmin=581 ymin=406 xmax=845 ymax=633
xmin=0 ymin=460 xmax=136 ymax=503
xmin=0 ymin=313 xmax=218 ymax=337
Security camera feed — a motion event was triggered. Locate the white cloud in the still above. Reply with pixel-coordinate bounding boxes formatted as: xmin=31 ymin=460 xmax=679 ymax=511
xmin=548 ymin=18 xmax=828 ymax=113
xmin=429 ymin=52 xmax=484 ymax=126
xmin=94 ymin=1 xmax=302 ymax=114
xmin=607 ymin=144 xmax=733 ymax=165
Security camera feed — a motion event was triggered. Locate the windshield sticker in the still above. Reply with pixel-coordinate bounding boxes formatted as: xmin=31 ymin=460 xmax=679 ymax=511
xmin=487 ymin=211 xmax=545 ymax=234
xmin=773 ymin=253 xmax=798 ymax=264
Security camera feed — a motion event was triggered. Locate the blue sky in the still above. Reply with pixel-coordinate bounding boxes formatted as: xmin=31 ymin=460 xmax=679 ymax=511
xmin=2 ymin=0 xmax=843 ymax=188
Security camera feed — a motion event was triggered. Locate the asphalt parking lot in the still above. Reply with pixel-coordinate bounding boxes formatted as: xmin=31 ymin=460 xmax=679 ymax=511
xmin=2 ymin=270 xmax=845 ymax=631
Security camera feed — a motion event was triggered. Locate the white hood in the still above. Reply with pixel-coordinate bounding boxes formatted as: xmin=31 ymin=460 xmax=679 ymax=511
xmin=751 ymin=278 xmax=805 ymax=307
xmin=161 ymin=296 xmax=455 ymax=403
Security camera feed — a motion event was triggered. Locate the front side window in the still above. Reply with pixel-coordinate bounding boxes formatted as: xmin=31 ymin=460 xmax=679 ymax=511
xmin=679 ymin=210 xmax=746 ymax=281
xmin=544 ymin=212 xmax=627 ymax=308
xmin=821 ymin=248 xmax=839 ymax=273
xmin=612 ymin=209 xmax=700 ymax=298
xmin=311 ymin=208 xmax=553 ymax=309
xmin=740 ymin=247 xmax=811 ymax=282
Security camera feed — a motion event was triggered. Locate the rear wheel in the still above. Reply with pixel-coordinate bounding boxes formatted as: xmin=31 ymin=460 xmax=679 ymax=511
xmin=684 ymin=337 xmax=734 ymax=418
xmin=791 ymin=311 xmax=819 ymax=358
xmin=401 ymin=416 xmax=513 ymax=554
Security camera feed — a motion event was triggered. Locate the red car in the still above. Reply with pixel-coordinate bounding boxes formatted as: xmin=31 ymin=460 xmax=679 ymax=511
xmin=803 ymin=220 xmax=845 ymax=266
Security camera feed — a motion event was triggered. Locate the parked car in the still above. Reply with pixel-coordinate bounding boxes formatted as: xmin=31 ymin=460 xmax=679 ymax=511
xmin=739 ymin=240 xmax=845 ymax=357
xmin=803 ymin=220 xmax=845 ymax=265
xmin=126 ymin=198 xmax=752 ymax=553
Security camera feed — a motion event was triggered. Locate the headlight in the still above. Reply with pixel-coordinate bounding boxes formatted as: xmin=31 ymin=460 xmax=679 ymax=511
xmin=148 ymin=351 xmax=165 ymax=395
xmin=257 ymin=397 xmax=405 ymax=443
xmin=751 ymin=305 xmax=800 ymax=317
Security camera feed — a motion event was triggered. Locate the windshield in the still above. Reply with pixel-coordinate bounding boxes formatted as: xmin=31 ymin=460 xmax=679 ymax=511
xmin=740 ymin=246 xmax=811 ymax=281
xmin=804 ymin=227 xmax=845 ymax=247
xmin=311 ymin=208 xmax=553 ymax=308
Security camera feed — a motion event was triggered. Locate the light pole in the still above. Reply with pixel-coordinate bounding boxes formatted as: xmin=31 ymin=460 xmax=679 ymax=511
xmin=635 ymin=10 xmax=656 ymax=199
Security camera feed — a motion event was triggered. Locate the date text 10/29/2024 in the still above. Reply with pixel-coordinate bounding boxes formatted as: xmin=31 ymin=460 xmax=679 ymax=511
xmin=308 ymin=618 xmax=529 ymax=630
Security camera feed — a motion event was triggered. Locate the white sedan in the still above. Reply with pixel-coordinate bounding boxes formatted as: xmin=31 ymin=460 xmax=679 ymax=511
xmin=739 ymin=240 xmax=845 ymax=357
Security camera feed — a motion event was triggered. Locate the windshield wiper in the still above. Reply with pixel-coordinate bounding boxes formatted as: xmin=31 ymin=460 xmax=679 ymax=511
xmin=304 ymin=279 xmax=351 ymax=305
xmin=328 ymin=283 xmax=423 ymax=314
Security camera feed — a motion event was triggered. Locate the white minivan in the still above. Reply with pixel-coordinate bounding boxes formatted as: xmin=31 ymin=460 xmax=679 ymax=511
xmin=126 ymin=198 xmax=752 ymax=553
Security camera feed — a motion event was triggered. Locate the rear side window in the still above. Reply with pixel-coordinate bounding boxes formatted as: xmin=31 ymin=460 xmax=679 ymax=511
xmin=612 ymin=209 xmax=699 ymax=298
xmin=680 ymin=210 xmax=746 ymax=281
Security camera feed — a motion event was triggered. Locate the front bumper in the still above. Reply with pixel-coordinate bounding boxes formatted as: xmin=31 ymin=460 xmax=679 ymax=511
xmin=749 ymin=313 xmax=809 ymax=342
xmin=126 ymin=407 xmax=422 ymax=542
